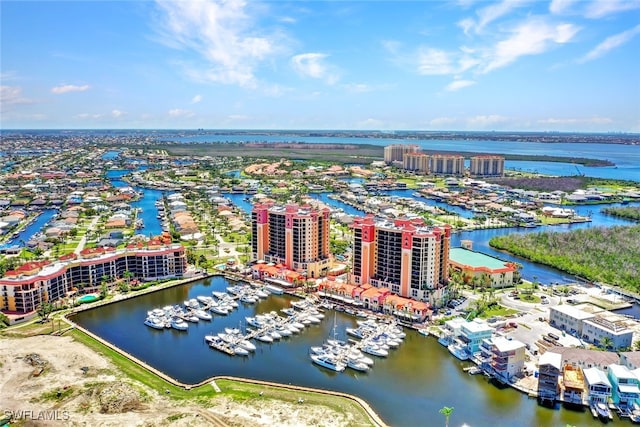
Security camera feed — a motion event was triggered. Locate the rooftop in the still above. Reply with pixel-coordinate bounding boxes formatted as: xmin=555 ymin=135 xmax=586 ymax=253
xmin=449 ymin=247 xmax=512 ymax=270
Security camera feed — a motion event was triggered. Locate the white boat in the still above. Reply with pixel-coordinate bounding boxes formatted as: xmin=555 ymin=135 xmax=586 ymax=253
xmin=310 ymin=353 xmax=346 ymax=372
xmin=245 ymin=316 xmax=264 ymax=328
xmin=346 ymin=327 xmax=367 ymax=339
xmin=210 ymin=305 xmax=229 ymax=315
xmin=184 ymin=299 xmax=199 ymax=309
xmin=184 ymin=315 xmax=200 ymax=323
xmin=193 ymin=310 xmax=212 ymax=321
xmin=276 ymin=325 xmax=292 ymax=337
xmin=286 ymin=324 xmax=301 ymax=333
xmin=232 ymin=346 xmax=249 ymax=356
xmin=255 ymin=288 xmax=270 ymax=298
xmin=269 ymin=330 xmax=282 ymax=340
xmin=256 ymin=334 xmax=274 ymax=343
xmin=196 ymin=295 xmax=213 ymax=304
xmin=265 ymin=284 xmax=284 ymax=295
xmin=346 ymin=358 xmax=370 ymax=372
xmin=281 ymin=308 xmax=295 ymax=316
xmin=144 ymin=317 xmax=165 ymax=329
xmin=448 ymin=343 xmax=470 ymax=361
xmin=212 ymin=291 xmax=228 ymax=299
xmin=361 ymin=345 xmax=388 ymax=357
xmin=204 ymin=335 xmax=224 ymax=345
xmin=225 ymin=327 xmax=241 ymax=335
xmin=237 ymin=339 xmax=256 ymax=352
xmin=240 ymin=294 xmax=257 ymax=304
xmin=171 ymin=318 xmax=189 ymax=331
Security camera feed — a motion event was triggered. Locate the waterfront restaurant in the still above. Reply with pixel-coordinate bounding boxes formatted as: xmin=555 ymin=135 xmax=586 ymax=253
xmin=448 ymin=247 xmax=516 ymax=288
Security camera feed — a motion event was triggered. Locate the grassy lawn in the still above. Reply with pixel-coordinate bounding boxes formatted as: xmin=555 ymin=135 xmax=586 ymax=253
xmin=477 ymin=305 xmax=519 ymax=318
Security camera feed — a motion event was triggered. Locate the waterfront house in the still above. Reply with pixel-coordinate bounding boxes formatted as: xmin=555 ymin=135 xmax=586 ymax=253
xmin=583 ymin=367 xmax=612 ymax=405
xmin=480 ymin=336 xmax=525 ymax=382
xmin=458 ymin=319 xmax=494 ymax=355
xmin=608 ymin=364 xmax=640 ymax=409
xmin=560 ymin=365 xmax=585 ymax=405
xmin=537 ymin=351 xmax=562 ymax=405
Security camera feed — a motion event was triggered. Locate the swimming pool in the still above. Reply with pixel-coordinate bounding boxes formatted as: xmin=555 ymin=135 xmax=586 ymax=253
xmin=77 ymin=294 xmax=99 ymax=304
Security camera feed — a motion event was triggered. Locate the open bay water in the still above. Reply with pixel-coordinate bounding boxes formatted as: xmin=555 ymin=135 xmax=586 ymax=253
xmin=167 ymin=134 xmax=640 ymax=182
xmin=73 ymin=275 xmax=606 ymax=427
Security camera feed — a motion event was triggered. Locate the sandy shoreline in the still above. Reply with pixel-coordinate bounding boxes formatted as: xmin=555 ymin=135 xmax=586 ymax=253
xmin=0 ymin=334 xmax=378 ymax=426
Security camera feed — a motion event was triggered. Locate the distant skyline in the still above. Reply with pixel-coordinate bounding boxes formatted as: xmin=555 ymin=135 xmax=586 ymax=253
xmin=1 ymin=0 xmax=639 ymax=131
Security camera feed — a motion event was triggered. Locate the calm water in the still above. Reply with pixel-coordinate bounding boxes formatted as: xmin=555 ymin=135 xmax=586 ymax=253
xmin=73 ymin=276 xmax=611 ymax=427
xmin=4 ymin=209 xmax=58 ymax=247
xmin=168 ymin=134 xmax=640 ymax=181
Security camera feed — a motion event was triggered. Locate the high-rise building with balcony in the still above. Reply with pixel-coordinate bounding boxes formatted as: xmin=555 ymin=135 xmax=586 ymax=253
xmin=383 ymin=144 xmax=420 ymax=164
xmin=430 ymin=154 xmax=465 ymax=176
xmin=403 ymin=152 xmax=430 ymax=174
xmin=350 ymin=215 xmax=451 ymax=305
xmin=470 ymin=155 xmax=505 ymax=177
xmin=251 ymin=203 xmax=331 ymax=278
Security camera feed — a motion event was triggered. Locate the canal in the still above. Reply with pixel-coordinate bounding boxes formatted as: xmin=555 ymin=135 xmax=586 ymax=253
xmin=72 ymin=275 xmax=609 ymax=427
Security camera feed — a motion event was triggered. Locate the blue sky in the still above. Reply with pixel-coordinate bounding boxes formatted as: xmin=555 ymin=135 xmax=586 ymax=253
xmin=1 ymin=0 xmax=639 ymax=131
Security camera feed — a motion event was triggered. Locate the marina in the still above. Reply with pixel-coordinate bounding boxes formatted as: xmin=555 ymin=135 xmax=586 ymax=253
xmin=71 ymin=275 xmax=609 ymax=427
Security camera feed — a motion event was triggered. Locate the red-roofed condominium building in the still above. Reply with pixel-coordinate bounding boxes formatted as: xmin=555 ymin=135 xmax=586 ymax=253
xmin=251 ymin=203 xmax=331 ymax=279
xmin=350 ymin=215 xmax=451 ymax=305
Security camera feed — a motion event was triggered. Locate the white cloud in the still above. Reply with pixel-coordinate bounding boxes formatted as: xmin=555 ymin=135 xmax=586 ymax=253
xmin=416 ymin=47 xmax=478 ymax=75
xmin=459 ymin=0 xmax=530 ymax=35
xmin=537 ymin=116 xmax=613 ymax=125
xmin=549 ymin=0 xmax=577 ymax=14
xmin=585 ymin=0 xmax=640 ymax=18
xmin=482 ymin=19 xmax=580 ymax=73
xmin=357 ymin=118 xmax=385 ymax=129
xmin=429 ymin=117 xmax=458 ymax=127
xmin=76 ymin=113 xmax=104 ymax=119
xmin=579 ymin=24 xmax=640 ymax=63
xmin=191 ymin=94 xmax=203 ymax=104
xmin=291 ymin=53 xmax=339 ymax=84
xmin=168 ymin=108 xmax=194 ymax=118
xmin=111 ymin=109 xmax=125 ymax=118
xmin=445 ymin=79 xmax=476 ymax=91
xmin=468 ymin=114 xmax=510 ymax=126
xmin=51 ymin=84 xmax=90 ymax=94
xmin=154 ymin=0 xmax=284 ymax=88
xmin=0 ymin=86 xmax=35 ymax=110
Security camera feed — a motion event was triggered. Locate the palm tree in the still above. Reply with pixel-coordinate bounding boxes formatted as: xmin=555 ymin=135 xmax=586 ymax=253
xmin=439 ymin=406 xmax=454 ymax=427
xmin=600 ymin=336 xmax=614 ymax=350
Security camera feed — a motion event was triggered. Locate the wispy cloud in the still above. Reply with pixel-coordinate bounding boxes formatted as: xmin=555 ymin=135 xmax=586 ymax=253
xmin=111 ymin=109 xmax=125 ymax=118
xmin=579 ymin=24 xmax=640 ymax=63
xmin=538 ymin=116 xmax=613 ymax=125
xmin=429 ymin=117 xmax=458 ymax=127
xmin=459 ymin=0 xmax=530 ymax=35
xmin=445 ymin=79 xmax=476 ymax=91
xmin=0 ymin=86 xmax=36 ymax=111
xmin=549 ymin=0 xmax=578 ymax=14
xmin=416 ymin=47 xmax=479 ymax=75
xmin=291 ymin=53 xmax=339 ymax=84
xmin=468 ymin=114 xmax=510 ymax=126
xmin=153 ymin=0 xmax=285 ymax=88
xmin=585 ymin=0 xmax=640 ymax=18
xmin=168 ymin=108 xmax=195 ymax=118
xmin=51 ymin=84 xmax=90 ymax=94
xmin=191 ymin=94 xmax=203 ymax=104
xmin=482 ymin=19 xmax=579 ymax=73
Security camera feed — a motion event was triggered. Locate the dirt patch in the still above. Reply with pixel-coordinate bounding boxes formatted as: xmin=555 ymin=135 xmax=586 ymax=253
xmin=0 ymin=335 xmax=372 ymax=426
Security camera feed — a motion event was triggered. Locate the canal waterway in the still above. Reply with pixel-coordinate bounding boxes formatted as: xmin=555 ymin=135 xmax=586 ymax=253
xmin=106 ymin=169 xmax=164 ymax=237
xmin=3 ymin=208 xmax=58 ymax=248
xmin=72 ymin=275 xmax=608 ymax=427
